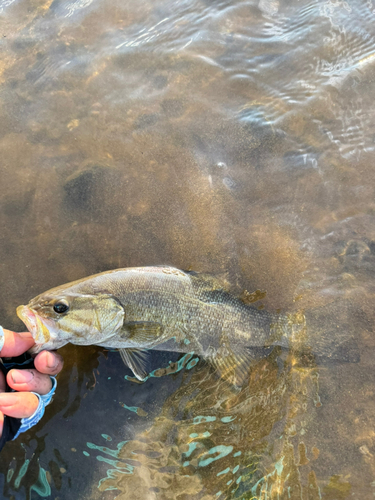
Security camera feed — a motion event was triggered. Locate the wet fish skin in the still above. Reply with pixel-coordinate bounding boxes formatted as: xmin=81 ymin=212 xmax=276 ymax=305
xmin=17 ymin=266 xmax=282 ymax=381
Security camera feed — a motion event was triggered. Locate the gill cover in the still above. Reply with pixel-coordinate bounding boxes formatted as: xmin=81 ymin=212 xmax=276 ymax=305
xmin=66 ymin=293 xmax=125 ymax=343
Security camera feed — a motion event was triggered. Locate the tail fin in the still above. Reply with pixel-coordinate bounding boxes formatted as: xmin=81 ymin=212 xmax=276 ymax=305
xmin=272 ymin=301 xmax=360 ymax=363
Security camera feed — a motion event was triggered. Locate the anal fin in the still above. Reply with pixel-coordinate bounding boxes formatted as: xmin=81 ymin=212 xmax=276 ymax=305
xmin=119 ymin=348 xmax=149 ymax=381
xmin=207 ymin=343 xmax=255 ymax=387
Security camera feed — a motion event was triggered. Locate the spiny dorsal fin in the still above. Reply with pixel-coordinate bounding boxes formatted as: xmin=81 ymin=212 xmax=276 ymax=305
xmin=188 ymin=271 xmax=231 ymax=293
xmin=240 ymin=289 xmax=267 ymax=305
xmin=121 ymin=321 xmax=163 ymax=342
xmin=119 ymin=348 xmax=149 ymax=381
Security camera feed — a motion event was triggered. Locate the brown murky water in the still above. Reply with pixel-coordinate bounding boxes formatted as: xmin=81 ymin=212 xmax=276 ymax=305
xmin=1 ymin=0 xmax=375 ymax=498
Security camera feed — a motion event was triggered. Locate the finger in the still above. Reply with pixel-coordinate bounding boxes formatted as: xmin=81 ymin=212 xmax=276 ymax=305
xmin=34 ymin=351 xmax=64 ymax=376
xmin=0 ymin=392 xmax=39 ymax=419
xmin=0 ymin=330 xmax=34 ymax=358
xmin=0 ymin=410 xmax=3 ymax=438
xmin=7 ymin=369 xmax=52 ymax=396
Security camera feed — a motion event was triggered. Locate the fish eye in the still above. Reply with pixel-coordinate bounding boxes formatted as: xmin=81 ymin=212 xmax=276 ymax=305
xmin=53 ymin=300 xmax=69 ymax=314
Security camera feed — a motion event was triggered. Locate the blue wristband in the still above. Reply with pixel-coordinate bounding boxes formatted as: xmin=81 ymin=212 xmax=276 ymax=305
xmin=13 ymin=376 xmax=57 ymax=440
xmin=0 ymin=326 xmax=4 ymax=354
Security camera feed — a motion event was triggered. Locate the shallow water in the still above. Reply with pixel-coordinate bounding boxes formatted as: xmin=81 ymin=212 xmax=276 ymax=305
xmin=0 ymin=0 xmax=375 ymax=498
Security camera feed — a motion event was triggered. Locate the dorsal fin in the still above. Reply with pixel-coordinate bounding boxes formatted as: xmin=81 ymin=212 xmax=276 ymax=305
xmin=240 ymin=289 xmax=267 ymax=305
xmin=188 ymin=271 xmax=231 ymax=293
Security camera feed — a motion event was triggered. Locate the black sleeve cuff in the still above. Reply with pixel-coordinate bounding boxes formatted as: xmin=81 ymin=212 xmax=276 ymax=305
xmin=0 ymin=357 xmax=35 ymax=452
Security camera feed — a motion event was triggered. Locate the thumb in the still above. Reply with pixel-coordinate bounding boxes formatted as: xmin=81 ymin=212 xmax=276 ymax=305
xmin=0 ymin=330 xmax=34 ymax=357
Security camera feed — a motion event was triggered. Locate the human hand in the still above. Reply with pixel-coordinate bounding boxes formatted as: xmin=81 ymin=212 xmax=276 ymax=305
xmin=0 ymin=328 xmax=63 ymax=445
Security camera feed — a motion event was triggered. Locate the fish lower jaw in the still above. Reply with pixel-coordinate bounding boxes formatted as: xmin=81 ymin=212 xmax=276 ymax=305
xmin=17 ymin=305 xmax=52 ymax=343
xmin=28 ymin=338 xmax=69 ymax=354
xmin=96 ymin=339 xmax=143 ymax=349
xmin=28 ymin=344 xmax=44 ymax=355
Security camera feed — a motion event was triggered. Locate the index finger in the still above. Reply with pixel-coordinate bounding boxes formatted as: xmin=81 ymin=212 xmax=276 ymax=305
xmin=0 ymin=329 xmax=34 ymax=357
xmin=34 ymin=351 xmax=64 ymax=376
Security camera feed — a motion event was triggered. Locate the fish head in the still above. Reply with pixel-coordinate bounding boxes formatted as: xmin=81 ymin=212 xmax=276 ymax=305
xmin=17 ymin=291 xmax=125 ymax=354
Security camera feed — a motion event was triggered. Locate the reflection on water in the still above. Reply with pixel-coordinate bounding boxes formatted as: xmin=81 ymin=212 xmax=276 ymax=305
xmin=1 ymin=0 xmax=375 ymax=497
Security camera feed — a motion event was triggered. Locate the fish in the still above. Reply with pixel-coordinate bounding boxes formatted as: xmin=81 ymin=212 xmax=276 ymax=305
xmin=16 ymin=266 xmax=358 ymax=384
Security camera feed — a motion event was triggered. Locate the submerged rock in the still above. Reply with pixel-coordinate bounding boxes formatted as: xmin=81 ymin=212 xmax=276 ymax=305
xmin=63 ymin=164 xmax=121 ymax=219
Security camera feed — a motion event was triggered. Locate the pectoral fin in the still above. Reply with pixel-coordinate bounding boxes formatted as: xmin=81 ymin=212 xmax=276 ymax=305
xmin=208 ymin=345 xmax=254 ymax=387
xmin=119 ymin=348 xmax=149 ymax=381
xmin=121 ymin=321 xmax=163 ymax=342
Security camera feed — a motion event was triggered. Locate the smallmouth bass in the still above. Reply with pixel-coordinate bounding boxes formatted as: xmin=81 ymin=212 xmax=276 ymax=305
xmin=16 ymin=266 xmax=356 ymax=384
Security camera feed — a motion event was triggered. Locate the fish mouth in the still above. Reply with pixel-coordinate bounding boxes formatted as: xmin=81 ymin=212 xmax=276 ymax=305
xmin=17 ymin=305 xmax=38 ymax=334
xmin=17 ymin=305 xmax=52 ymax=352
